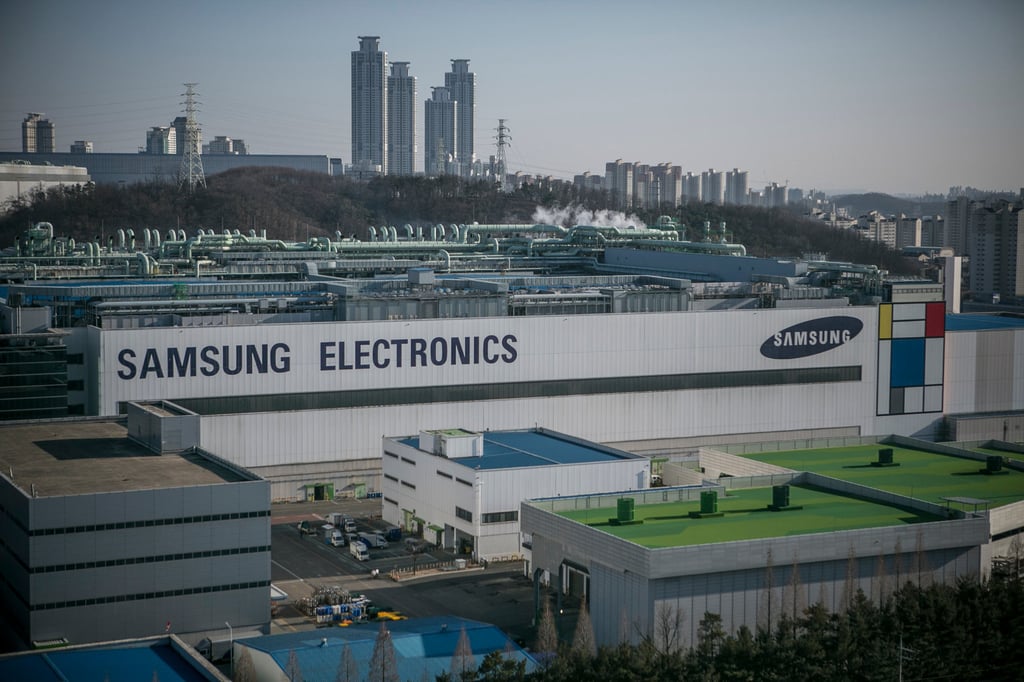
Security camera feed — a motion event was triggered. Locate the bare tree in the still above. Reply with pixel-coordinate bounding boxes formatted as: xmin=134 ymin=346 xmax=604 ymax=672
xmin=571 ymin=599 xmax=596 ymax=659
xmin=368 ymin=623 xmax=400 ymax=682
xmin=618 ymin=606 xmax=631 ymax=646
xmin=875 ymin=549 xmax=890 ymax=605
xmin=654 ymin=602 xmax=683 ymax=654
xmin=534 ymin=597 xmax=558 ymax=666
xmin=233 ymin=647 xmax=256 ymax=682
xmin=285 ymin=649 xmax=303 ymax=682
xmin=759 ymin=548 xmax=775 ymax=634
xmin=450 ymin=625 xmax=475 ymax=681
xmin=841 ymin=545 xmax=858 ymax=612
xmin=335 ymin=643 xmax=358 ymax=682
xmin=783 ymin=554 xmax=806 ymax=625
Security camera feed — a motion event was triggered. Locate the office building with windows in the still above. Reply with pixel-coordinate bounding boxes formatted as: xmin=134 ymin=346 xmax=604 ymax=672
xmin=387 ymin=61 xmax=417 ymax=176
xmin=351 ymin=36 xmax=388 ymax=176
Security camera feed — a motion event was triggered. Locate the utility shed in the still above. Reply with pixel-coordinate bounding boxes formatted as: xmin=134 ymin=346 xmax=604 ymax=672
xmin=381 ymin=427 xmax=649 ymax=562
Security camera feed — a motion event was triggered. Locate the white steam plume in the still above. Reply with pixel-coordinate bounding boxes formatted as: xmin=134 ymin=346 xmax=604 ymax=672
xmin=531 ymin=205 xmax=647 ymax=229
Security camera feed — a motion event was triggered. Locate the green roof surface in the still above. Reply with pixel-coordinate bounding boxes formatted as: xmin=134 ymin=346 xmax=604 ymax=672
xmin=743 ymin=445 xmax=1024 ymax=508
xmin=557 ymin=485 xmax=942 ymax=548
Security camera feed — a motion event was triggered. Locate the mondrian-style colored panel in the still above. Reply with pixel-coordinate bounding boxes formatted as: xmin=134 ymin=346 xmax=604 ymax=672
xmin=925 ymin=302 xmax=945 ymax=337
xmin=879 ymin=304 xmax=892 ymax=339
xmin=891 ymin=338 xmax=925 ymax=387
xmin=877 ymin=302 xmax=944 ymax=416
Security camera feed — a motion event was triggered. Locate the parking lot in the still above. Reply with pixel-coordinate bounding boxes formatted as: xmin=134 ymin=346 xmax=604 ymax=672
xmin=269 ymin=499 xmax=544 ymax=646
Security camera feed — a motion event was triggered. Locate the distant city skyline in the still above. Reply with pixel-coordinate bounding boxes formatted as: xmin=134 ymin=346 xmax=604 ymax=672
xmin=1 ymin=0 xmax=1022 ymax=195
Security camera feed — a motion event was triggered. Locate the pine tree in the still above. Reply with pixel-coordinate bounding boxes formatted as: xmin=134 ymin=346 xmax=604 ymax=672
xmin=368 ymin=622 xmax=400 ymax=682
xmin=450 ymin=625 xmax=476 ymax=681
xmin=335 ymin=643 xmax=358 ymax=682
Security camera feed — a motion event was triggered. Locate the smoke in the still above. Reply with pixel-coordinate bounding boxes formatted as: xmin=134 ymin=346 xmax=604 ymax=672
xmin=531 ymin=205 xmax=647 ymax=229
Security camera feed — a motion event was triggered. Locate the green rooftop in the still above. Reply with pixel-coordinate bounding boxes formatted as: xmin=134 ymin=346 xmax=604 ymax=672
xmin=743 ymin=445 xmax=1024 ymax=508
xmin=556 ymin=485 xmax=942 ymax=548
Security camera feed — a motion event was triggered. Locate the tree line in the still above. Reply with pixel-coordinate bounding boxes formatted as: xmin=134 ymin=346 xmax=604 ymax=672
xmin=1 ymin=169 xmax=915 ymax=274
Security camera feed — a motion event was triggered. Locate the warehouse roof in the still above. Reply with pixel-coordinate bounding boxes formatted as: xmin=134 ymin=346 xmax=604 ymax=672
xmin=240 ymin=616 xmax=536 ymax=681
xmin=399 ymin=428 xmax=643 ymax=471
xmin=946 ymin=313 xmax=1024 ymax=331
xmin=0 ymin=420 xmax=247 ymax=497
xmin=0 ymin=638 xmax=215 ymax=682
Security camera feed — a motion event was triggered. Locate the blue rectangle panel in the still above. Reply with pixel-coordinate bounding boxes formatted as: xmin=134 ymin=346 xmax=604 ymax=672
xmin=890 ymin=338 xmax=925 ymax=387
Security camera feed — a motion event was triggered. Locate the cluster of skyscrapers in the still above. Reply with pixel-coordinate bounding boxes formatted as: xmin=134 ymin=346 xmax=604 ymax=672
xmin=351 ymin=36 xmax=477 ymax=178
xmin=577 ymin=161 xmax=795 ymax=210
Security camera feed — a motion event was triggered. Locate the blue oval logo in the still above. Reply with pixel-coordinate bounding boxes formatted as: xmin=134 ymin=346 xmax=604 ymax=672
xmin=760 ymin=316 xmax=863 ymax=359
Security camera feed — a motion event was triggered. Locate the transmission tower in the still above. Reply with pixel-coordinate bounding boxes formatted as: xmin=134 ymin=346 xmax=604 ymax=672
xmin=494 ymin=119 xmax=512 ymax=193
xmin=178 ymin=83 xmax=207 ymax=193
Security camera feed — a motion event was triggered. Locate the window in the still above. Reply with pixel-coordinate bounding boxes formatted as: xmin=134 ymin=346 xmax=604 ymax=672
xmin=482 ymin=511 xmax=518 ymax=524
xmin=384 ymin=474 xmax=398 ymax=483
xmin=401 ymin=456 xmax=416 ymax=466
xmin=384 ymin=451 xmax=399 ymax=459
xmin=401 ymin=480 xmax=416 ymax=489
xmin=455 ymin=477 xmax=473 ymax=487
xmin=436 ymin=470 xmax=453 ymax=479
xmin=455 ymin=506 xmax=473 ymax=522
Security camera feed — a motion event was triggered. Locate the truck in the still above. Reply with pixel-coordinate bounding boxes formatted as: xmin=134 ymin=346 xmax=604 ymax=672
xmin=324 ymin=526 xmax=346 ymax=547
xmin=358 ymin=531 xmax=388 ymax=548
xmin=349 ymin=540 xmax=369 ymax=561
xmin=297 ymin=520 xmax=316 ymax=536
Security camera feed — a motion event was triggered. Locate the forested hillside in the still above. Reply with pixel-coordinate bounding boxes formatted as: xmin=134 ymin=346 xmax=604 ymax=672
xmin=1 ymin=168 xmax=915 ymax=273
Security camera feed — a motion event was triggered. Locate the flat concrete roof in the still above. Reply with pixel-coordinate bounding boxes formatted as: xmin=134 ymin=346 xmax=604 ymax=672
xmin=743 ymin=444 xmax=1024 ymax=508
xmin=0 ymin=420 xmax=246 ymax=498
xmin=553 ymin=484 xmax=943 ymax=548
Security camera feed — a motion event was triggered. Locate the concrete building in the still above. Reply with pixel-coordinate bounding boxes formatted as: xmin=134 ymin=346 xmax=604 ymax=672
xmin=171 ymin=116 xmax=200 ymax=156
xmin=146 ymin=126 xmax=177 ymax=155
xmin=381 ymin=428 xmax=648 ymax=561
xmin=69 ymin=140 xmax=93 ymax=154
xmin=387 ymin=62 xmax=417 ymax=176
xmin=896 ymin=216 xmax=922 ymax=249
xmin=521 ymin=439 xmax=1023 ymax=648
xmin=966 ymin=201 xmax=1023 ymax=301
xmin=604 ymin=159 xmax=634 ymax=208
xmin=445 ymin=59 xmax=475 ymax=177
xmin=764 ymin=181 xmax=788 ymax=209
xmin=681 ymin=171 xmax=701 ymax=204
xmin=0 ymin=152 xmax=332 ymax=185
xmin=21 ymin=114 xmax=55 ymax=154
xmin=0 ymin=163 xmax=90 ymax=212
xmin=0 ymin=411 xmax=271 ymax=649
xmin=424 ymin=87 xmax=457 ymax=177
xmin=724 ymin=168 xmax=748 ymax=205
xmin=701 ymin=168 xmax=723 ymax=205
xmin=351 ymin=36 xmax=388 ymax=176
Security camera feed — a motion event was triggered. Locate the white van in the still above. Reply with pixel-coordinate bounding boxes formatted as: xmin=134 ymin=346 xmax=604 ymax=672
xmin=349 ymin=540 xmax=369 ymax=561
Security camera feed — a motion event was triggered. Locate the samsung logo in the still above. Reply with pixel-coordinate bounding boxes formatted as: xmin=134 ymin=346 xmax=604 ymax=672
xmin=760 ymin=316 xmax=863 ymax=359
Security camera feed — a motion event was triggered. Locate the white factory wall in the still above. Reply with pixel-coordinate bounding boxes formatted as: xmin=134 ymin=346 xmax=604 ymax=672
xmin=93 ymin=307 xmax=879 ymax=415
xmin=944 ymin=327 xmax=1024 ymax=415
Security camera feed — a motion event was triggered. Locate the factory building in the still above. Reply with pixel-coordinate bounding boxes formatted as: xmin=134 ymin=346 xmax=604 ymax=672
xmin=521 ymin=440 xmax=1024 ymax=649
xmin=381 ymin=428 xmax=648 ymax=561
xmin=0 ymin=406 xmax=271 ymax=649
xmin=0 ymin=220 xmax=1022 ymax=503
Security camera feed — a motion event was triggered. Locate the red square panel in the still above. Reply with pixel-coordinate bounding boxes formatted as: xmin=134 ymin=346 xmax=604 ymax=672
xmin=925 ymin=301 xmax=945 ymax=337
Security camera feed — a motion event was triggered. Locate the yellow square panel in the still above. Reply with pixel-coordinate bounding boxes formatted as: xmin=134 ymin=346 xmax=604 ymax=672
xmin=879 ymin=304 xmax=892 ymax=339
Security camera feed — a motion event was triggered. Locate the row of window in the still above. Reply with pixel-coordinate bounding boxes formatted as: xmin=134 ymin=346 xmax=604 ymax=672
xmin=436 ymin=470 xmax=453 ymax=480
xmin=26 ymin=510 xmax=269 ymax=537
xmin=455 ymin=506 xmax=473 ymax=522
xmin=173 ymin=366 xmax=861 ymax=415
xmin=384 ymin=474 xmax=398 ymax=483
xmin=31 ymin=545 xmax=270 ymax=574
xmin=482 ymin=511 xmax=518 ymax=524
xmin=401 ymin=480 xmax=416 ymax=489
xmin=384 ymin=497 xmax=398 ymax=506
xmin=455 ymin=477 xmax=473 ymax=487
xmin=32 ymin=580 xmax=271 ymax=611
xmin=401 ymin=456 xmax=416 ymax=466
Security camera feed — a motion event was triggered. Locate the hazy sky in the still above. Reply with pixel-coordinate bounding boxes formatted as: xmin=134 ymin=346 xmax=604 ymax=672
xmin=2 ymin=0 xmax=1022 ymax=195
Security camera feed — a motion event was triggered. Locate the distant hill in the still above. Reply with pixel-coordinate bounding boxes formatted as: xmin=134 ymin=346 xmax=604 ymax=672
xmin=0 ymin=167 xmax=918 ymax=275
xmin=830 ymin=192 xmax=946 ymax=218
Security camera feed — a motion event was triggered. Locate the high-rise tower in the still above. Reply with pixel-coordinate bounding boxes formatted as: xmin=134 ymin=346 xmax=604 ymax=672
xmin=387 ymin=62 xmax=417 ymax=176
xmin=444 ymin=59 xmax=475 ymax=177
xmin=351 ymin=36 xmax=388 ymax=176
xmin=22 ymin=113 xmax=55 ymax=153
xmin=424 ymin=87 xmax=457 ymax=177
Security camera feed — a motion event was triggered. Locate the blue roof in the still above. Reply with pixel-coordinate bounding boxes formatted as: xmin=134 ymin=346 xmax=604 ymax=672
xmin=946 ymin=313 xmax=1024 ymax=331
xmin=0 ymin=641 xmax=210 ymax=682
xmin=241 ymin=616 xmax=536 ymax=680
xmin=400 ymin=429 xmax=639 ymax=471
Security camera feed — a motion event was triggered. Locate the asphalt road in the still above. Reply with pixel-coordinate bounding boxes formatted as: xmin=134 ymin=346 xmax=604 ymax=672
xmin=269 ymin=500 xmax=545 ymax=646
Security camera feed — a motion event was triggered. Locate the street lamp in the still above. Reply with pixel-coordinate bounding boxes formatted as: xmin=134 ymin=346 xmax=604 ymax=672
xmin=225 ymin=621 xmax=233 ymax=677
